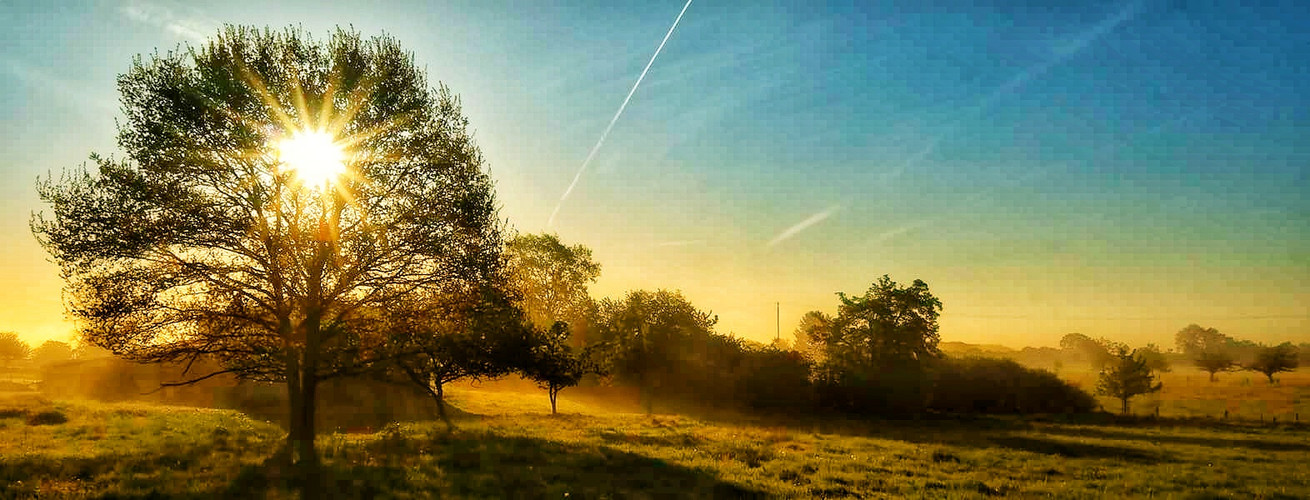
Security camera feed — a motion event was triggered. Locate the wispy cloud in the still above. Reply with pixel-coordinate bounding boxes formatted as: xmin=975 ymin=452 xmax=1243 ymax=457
xmin=767 ymin=205 xmax=840 ymax=248
xmin=119 ymin=0 xmax=213 ymax=42
xmin=882 ymin=0 xmax=1143 ymax=183
xmin=547 ymin=0 xmax=694 ymax=227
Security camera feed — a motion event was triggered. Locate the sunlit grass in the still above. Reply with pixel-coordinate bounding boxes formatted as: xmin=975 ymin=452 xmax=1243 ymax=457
xmin=1062 ymin=367 xmax=1310 ymax=421
xmin=3 ymin=385 xmax=1309 ymax=498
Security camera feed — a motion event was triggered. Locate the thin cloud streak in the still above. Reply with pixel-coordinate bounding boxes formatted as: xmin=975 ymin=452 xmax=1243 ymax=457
xmin=767 ymin=205 xmax=840 ymax=248
xmin=119 ymin=0 xmax=213 ymax=42
xmin=547 ymin=0 xmax=694 ymax=227
xmin=883 ymin=0 xmax=1143 ymax=182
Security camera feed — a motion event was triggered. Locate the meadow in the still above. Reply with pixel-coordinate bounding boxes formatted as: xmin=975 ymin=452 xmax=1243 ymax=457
xmin=2 ymin=381 xmax=1309 ymax=499
xmin=1063 ymin=367 xmax=1310 ymax=422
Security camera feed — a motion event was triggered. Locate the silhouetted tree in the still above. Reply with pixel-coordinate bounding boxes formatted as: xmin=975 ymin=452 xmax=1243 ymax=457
xmin=1096 ymin=346 xmax=1163 ymax=415
xmin=811 ymin=275 xmax=943 ymax=413
xmin=1245 ymin=343 xmax=1299 ymax=384
xmin=505 ymin=233 xmax=601 ymax=344
xmin=1175 ymin=324 xmax=1237 ymax=381
xmin=31 ymin=26 xmax=504 ymax=485
xmin=0 ymin=332 xmax=31 ymax=369
xmin=387 ymin=286 xmax=535 ymax=427
xmin=793 ymin=310 xmax=832 ymax=364
xmin=523 ymin=322 xmax=596 ymax=414
xmin=30 ymin=341 xmax=74 ymax=368
xmin=593 ymin=289 xmax=717 ymax=414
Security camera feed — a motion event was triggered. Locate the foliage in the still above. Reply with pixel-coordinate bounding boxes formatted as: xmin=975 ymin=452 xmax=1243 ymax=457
xmin=791 ymin=310 xmax=831 ymax=364
xmin=1096 ymin=347 xmax=1163 ymax=415
xmin=1174 ymin=325 xmax=1239 ymax=382
xmin=1245 ymin=343 xmax=1299 ymax=384
xmin=30 ymin=25 xmax=504 ymax=473
xmin=386 ymin=286 xmax=537 ymax=425
xmin=1193 ymin=350 xmax=1237 ymax=382
xmin=506 ymin=233 xmax=601 ymax=339
xmin=0 ymin=332 xmax=32 ymax=367
xmin=31 ymin=340 xmax=74 ymax=368
xmin=592 ymin=289 xmax=718 ymax=413
xmin=930 ymin=357 xmax=1095 ymax=414
xmin=522 ymin=322 xmax=597 ymax=414
xmin=808 ymin=275 xmax=943 ymax=414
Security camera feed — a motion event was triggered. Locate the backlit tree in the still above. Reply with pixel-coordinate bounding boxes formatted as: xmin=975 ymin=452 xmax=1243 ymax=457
xmin=31 ymin=26 xmax=504 ymax=484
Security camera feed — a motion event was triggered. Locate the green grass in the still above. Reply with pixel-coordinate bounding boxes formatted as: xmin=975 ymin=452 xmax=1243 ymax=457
xmin=3 ymin=387 xmax=1309 ymax=499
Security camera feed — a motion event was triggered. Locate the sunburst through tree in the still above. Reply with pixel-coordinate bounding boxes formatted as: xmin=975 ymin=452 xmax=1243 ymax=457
xmin=32 ymin=25 xmax=509 ymax=493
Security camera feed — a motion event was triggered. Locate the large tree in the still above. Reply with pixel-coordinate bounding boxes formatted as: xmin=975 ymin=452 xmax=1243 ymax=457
xmin=811 ymin=275 xmax=943 ymax=413
xmin=31 ymin=26 xmax=504 ymax=482
xmin=505 ymin=233 xmax=601 ymax=342
xmin=1096 ymin=346 xmax=1163 ymax=415
xmin=593 ymin=289 xmax=718 ymax=414
xmin=1175 ymin=324 xmax=1235 ymax=381
xmin=1245 ymin=343 xmax=1299 ymax=384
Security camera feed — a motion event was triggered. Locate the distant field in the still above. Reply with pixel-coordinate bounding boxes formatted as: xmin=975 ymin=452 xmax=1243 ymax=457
xmin=3 ymin=387 xmax=1309 ymax=499
xmin=1058 ymin=367 xmax=1310 ymax=422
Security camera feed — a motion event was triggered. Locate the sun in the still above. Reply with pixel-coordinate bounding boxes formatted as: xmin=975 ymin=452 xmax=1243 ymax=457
xmin=277 ymin=130 xmax=346 ymax=189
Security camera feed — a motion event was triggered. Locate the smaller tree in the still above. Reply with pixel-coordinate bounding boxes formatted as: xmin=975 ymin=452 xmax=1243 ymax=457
xmin=1194 ymin=350 xmax=1237 ymax=382
xmin=523 ymin=322 xmax=597 ymax=414
xmin=0 ymin=332 xmax=32 ymax=369
xmin=1096 ymin=346 xmax=1163 ymax=415
xmin=31 ymin=341 xmax=74 ymax=368
xmin=1245 ymin=343 xmax=1299 ymax=384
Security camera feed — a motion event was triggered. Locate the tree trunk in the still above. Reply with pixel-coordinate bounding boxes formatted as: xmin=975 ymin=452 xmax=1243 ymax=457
xmin=286 ymin=349 xmax=302 ymax=460
xmin=549 ymin=385 xmax=558 ymax=415
xmin=435 ymin=378 xmax=453 ymax=431
xmin=1209 ymin=371 xmax=1216 ymax=382
xmin=1120 ymin=396 xmax=1129 ymax=416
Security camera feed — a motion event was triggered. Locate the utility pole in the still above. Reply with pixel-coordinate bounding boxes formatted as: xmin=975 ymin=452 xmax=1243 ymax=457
xmin=775 ymin=302 xmax=780 ymax=342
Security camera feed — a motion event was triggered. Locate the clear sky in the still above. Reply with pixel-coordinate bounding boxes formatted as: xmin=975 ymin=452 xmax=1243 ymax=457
xmin=1 ymin=0 xmax=1306 ymax=349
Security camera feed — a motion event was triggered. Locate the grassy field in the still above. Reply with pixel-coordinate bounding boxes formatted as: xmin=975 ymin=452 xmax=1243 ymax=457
xmin=1060 ymin=367 xmax=1310 ymax=422
xmin=3 ymin=385 xmax=1309 ymax=499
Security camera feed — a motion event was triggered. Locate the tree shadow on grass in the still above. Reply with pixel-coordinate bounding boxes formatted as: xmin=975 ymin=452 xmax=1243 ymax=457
xmin=987 ymin=435 xmax=1170 ymax=464
xmin=212 ymin=429 xmax=767 ymax=499
xmin=1035 ymin=426 xmax=1310 ymax=453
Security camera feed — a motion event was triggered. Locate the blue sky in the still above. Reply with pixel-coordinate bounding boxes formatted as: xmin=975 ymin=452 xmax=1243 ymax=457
xmin=1 ymin=0 xmax=1306 ymax=347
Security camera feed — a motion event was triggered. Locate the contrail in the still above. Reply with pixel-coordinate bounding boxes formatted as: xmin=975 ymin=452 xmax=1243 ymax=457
xmin=767 ymin=205 xmax=840 ymax=248
xmin=547 ymin=0 xmax=694 ymax=227
xmin=882 ymin=0 xmax=1143 ymax=183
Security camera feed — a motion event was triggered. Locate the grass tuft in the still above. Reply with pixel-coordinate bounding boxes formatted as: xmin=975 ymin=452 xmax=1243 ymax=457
xmin=26 ymin=409 xmax=68 ymax=425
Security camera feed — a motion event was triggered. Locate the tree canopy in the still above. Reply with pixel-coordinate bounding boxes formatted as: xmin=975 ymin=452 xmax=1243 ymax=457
xmin=1175 ymin=324 xmax=1236 ymax=381
xmin=0 ymin=332 xmax=31 ymax=367
xmin=1246 ymin=343 xmax=1299 ymax=384
xmin=1096 ymin=346 xmax=1163 ymax=415
xmin=505 ymin=233 xmax=601 ymax=340
xmin=806 ymin=275 xmax=943 ymax=413
xmin=31 ymin=26 xmax=505 ymax=476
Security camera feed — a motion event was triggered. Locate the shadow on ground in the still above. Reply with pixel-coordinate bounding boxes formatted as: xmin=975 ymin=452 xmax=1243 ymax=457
xmin=210 ymin=430 xmax=766 ymax=499
xmin=1036 ymin=426 xmax=1310 ymax=452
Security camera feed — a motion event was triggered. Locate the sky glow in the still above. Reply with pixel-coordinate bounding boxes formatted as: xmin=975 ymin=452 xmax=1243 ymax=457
xmin=0 ymin=0 xmax=1306 ymax=349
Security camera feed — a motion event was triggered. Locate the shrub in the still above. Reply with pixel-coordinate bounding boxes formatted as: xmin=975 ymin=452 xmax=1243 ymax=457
xmin=26 ymin=409 xmax=68 ymax=426
xmin=929 ymin=356 xmax=1095 ymax=414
